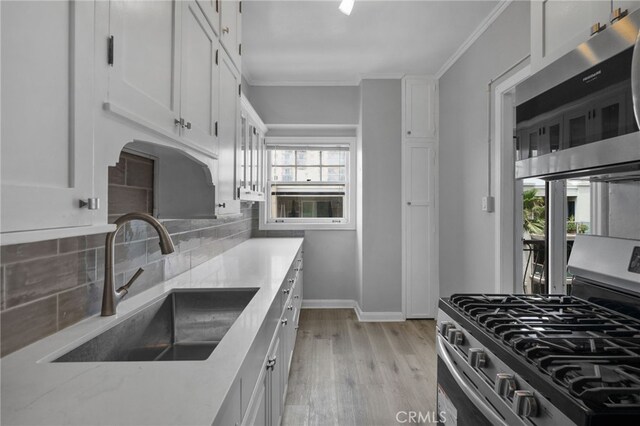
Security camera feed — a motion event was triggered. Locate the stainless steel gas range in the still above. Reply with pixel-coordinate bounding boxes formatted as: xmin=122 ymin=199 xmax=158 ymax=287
xmin=437 ymin=235 xmax=640 ymax=426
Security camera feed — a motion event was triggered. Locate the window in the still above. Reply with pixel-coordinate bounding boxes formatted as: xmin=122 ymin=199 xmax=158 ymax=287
xmin=262 ymin=137 xmax=356 ymax=230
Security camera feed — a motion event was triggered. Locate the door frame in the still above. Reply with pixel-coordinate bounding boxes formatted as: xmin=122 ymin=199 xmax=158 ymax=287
xmin=493 ymin=66 xmax=531 ymax=293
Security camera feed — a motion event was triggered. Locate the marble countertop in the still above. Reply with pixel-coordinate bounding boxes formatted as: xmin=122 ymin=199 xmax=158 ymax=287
xmin=1 ymin=238 xmax=304 ymax=426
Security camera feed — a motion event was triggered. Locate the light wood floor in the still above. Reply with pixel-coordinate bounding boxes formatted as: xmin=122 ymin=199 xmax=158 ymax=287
xmin=282 ymin=309 xmax=437 ymax=426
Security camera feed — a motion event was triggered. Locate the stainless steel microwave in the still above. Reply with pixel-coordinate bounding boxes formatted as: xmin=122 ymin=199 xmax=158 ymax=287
xmin=515 ymin=8 xmax=640 ymax=180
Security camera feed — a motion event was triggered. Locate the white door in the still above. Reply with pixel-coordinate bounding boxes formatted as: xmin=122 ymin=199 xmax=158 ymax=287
xmin=220 ymin=0 xmax=241 ymax=70
xmin=180 ymin=1 xmax=219 ymax=154
xmin=1 ymin=0 xmax=95 ymax=232
xmin=108 ymin=0 xmax=181 ymax=137
xmin=404 ymin=142 xmax=436 ymax=318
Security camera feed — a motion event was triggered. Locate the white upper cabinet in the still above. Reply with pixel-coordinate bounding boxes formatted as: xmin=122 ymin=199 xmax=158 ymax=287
xmin=107 ymin=0 xmax=182 ymax=138
xmin=105 ymin=0 xmax=221 ymax=157
xmin=1 ymin=0 xmax=96 ymax=234
xmin=217 ymin=49 xmax=242 ymax=216
xmin=404 ymin=77 xmax=437 ymax=139
xmin=220 ymin=0 xmax=242 ymax=71
xmin=196 ymin=0 xmax=221 ymax=36
xmin=180 ymin=1 xmax=220 ymax=154
xmin=239 ymin=95 xmax=267 ymax=202
xmin=531 ymin=0 xmax=640 ymax=72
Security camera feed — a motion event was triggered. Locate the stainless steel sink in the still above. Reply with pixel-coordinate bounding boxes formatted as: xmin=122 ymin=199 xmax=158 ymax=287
xmin=54 ymin=288 xmax=258 ymax=362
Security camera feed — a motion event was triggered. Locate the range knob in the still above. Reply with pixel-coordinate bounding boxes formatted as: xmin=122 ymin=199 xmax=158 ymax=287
xmin=438 ymin=321 xmax=453 ymax=336
xmin=468 ymin=348 xmax=487 ymax=368
xmin=494 ymin=373 xmax=516 ymax=398
xmin=447 ymin=329 xmax=464 ymax=345
xmin=513 ymin=390 xmax=538 ymax=417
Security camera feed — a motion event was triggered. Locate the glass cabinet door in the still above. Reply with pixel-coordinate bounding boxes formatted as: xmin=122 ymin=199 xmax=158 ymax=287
xmin=239 ymin=115 xmax=247 ymax=190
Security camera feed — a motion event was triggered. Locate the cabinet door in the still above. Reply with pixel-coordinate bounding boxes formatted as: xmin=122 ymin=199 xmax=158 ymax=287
xmin=531 ymin=0 xmax=610 ymax=71
xmin=1 ymin=0 xmax=95 ymax=232
xmin=220 ymin=0 xmax=242 ymax=70
xmin=180 ymin=1 xmax=219 ymax=154
xmin=252 ymin=129 xmax=260 ymax=191
xmin=108 ymin=0 xmax=181 ymax=137
xmin=217 ymin=49 xmax=242 ymax=215
xmin=269 ymin=333 xmax=283 ymax=426
xmin=196 ymin=0 xmax=220 ymax=35
xmin=404 ymin=77 xmax=437 ymax=139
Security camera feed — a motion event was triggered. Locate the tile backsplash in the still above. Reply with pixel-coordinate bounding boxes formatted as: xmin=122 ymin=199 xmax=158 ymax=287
xmin=0 ymin=204 xmax=261 ymax=357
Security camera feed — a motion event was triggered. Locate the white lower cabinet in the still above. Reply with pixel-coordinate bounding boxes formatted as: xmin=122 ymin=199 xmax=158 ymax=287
xmin=238 ymin=249 xmax=303 ymax=426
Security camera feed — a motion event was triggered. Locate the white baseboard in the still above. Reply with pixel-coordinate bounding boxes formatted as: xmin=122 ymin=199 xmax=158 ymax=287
xmin=355 ymin=304 xmax=405 ymax=322
xmin=302 ymin=299 xmax=405 ymax=322
xmin=301 ymin=299 xmax=357 ymax=309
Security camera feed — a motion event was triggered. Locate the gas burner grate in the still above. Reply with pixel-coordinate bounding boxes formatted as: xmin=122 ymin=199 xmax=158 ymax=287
xmin=448 ymin=294 xmax=640 ymax=408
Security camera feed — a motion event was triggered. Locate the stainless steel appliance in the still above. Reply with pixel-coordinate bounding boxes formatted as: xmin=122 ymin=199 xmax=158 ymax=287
xmin=515 ymin=9 xmax=640 ymax=180
xmin=437 ymin=235 xmax=640 ymax=425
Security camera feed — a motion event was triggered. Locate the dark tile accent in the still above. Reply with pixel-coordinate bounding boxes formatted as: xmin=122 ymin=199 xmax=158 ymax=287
xmin=198 ymin=226 xmax=218 ymax=241
xmin=190 ymin=219 xmax=221 ymax=231
xmin=58 ymin=282 xmax=103 ymax=329
xmin=171 ymin=230 xmax=202 ymax=253
xmin=161 ymin=219 xmax=193 ymax=235
xmin=164 ymin=252 xmax=191 ymax=281
xmin=4 ymin=250 xmax=97 ymax=308
xmin=58 ymin=233 xmax=106 ymax=254
xmin=113 ymin=240 xmax=147 ymax=275
xmin=1 ymin=240 xmax=58 ymax=264
xmin=123 ymin=221 xmax=154 ymax=243
xmin=108 ymin=157 xmax=125 ymax=185
xmin=108 ymin=186 xmax=150 ymax=216
xmin=1 ymin=296 xmax=58 ymax=357
xmin=126 ymin=158 xmax=154 ymax=189
xmin=218 ymin=219 xmax=252 ymax=239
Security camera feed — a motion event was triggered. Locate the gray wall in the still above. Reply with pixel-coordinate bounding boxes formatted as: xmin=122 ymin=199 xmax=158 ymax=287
xmin=248 ymin=84 xmax=360 ymax=303
xmin=438 ymin=1 xmax=530 ymax=296
xmin=248 ymin=86 xmax=360 ymax=125
xmin=360 ymin=79 xmax=403 ymax=312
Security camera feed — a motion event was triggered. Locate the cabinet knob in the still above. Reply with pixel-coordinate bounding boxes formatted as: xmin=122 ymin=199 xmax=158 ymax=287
xmin=288 ymin=278 xmax=294 ymax=283
xmin=174 ymin=118 xmax=182 ymax=127
xmin=407 ymin=130 xmax=412 ymax=135
xmin=79 ymin=198 xmax=100 ymax=210
xmin=223 ymin=26 xmax=230 ymax=34
xmin=185 ymin=121 xmax=191 ymax=130
xmin=283 ymin=288 xmax=290 ymax=295
xmin=281 ymin=318 xmax=288 ymax=326
xmin=287 ymin=305 xmax=294 ymax=311
xmin=294 ymin=295 xmax=299 ymax=299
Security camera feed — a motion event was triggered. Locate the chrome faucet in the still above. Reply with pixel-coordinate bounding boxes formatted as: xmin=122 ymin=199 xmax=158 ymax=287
xmin=101 ymin=212 xmax=175 ymax=316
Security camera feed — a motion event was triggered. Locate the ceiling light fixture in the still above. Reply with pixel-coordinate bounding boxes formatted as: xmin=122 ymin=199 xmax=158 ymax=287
xmin=339 ymin=0 xmax=355 ymax=16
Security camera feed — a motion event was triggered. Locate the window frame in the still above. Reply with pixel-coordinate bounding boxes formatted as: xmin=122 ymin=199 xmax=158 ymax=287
xmin=260 ymin=136 xmax=357 ymax=231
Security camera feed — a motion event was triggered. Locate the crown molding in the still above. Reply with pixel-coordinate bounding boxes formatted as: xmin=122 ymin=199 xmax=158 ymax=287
xmin=246 ymin=78 xmax=361 ymax=87
xmin=435 ymin=0 xmax=513 ymax=79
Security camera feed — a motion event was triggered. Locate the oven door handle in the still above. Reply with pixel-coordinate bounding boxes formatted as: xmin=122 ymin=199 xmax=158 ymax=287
xmin=437 ymin=335 xmax=509 ymax=426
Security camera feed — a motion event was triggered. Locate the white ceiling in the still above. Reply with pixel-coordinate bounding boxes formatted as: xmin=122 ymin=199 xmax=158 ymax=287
xmin=242 ymin=0 xmax=501 ymax=85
